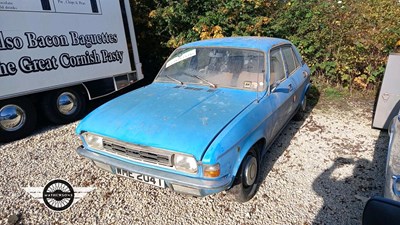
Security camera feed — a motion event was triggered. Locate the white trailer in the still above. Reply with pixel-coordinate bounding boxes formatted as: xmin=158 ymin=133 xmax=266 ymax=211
xmin=373 ymin=53 xmax=400 ymax=129
xmin=0 ymin=0 xmax=143 ymax=142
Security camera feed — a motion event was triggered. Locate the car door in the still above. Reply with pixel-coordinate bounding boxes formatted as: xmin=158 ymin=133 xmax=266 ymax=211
xmin=268 ymin=47 xmax=296 ymax=135
xmin=281 ymin=45 xmax=310 ymax=110
xmin=281 ymin=46 xmax=301 ymax=116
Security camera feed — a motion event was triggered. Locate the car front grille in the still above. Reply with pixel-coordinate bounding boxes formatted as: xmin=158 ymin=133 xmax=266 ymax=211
xmin=102 ymin=139 xmax=173 ymax=167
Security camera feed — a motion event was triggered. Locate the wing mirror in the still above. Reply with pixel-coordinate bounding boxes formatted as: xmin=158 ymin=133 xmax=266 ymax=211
xmin=270 ymin=82 xmax=279 ymax=93
xmin=271 ymin=81 xmax=291 ymax=93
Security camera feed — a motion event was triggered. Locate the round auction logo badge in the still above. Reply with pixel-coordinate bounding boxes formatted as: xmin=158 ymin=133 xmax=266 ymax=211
xmin=42 ymin=179 xmax=75 ymax=211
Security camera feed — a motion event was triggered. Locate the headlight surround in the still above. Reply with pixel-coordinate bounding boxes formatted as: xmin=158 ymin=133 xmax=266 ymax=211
xmin=173 ymin=154 xmax=198 ymax=173
xmin=81 ymin=132 xmax=104 ymax=150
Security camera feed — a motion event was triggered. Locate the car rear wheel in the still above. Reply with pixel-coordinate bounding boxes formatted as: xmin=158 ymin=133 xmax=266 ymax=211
xmin=42 ymin=88 xmax=87 ymax=124
xmin=293 ymin=95 xmax=307 ymax=121
xmin=0 ymin=98 xmax=37 ymax=142
xmin=228 ymin=146 xmax=260 ymax=202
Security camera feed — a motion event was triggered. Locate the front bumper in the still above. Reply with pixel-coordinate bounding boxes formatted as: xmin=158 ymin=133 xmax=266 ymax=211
xmin=77 ymin=146 xmax=233 ymax=197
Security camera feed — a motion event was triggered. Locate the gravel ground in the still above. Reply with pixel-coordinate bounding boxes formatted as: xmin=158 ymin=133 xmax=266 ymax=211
xmin=0 ymin=99 xmax=388 ymax=225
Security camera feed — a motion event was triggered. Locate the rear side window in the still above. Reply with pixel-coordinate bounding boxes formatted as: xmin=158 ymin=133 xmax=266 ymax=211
xmin=270 ymin=49 xmax=286 ymax=85
xmin=292 ymin=45 xmax=304 ymax=66
xmin=282 ymin=46 xmax=297 ymax=75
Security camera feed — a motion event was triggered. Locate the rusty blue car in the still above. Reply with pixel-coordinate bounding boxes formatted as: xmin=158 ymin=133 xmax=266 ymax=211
xmin=76 ymin=37 xmax=311 ymax=202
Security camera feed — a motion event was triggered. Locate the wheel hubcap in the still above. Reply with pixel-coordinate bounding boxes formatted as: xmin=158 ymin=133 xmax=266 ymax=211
xmin=57 ymin=92 xmax=78 ymax=115
xmin=0 ymin=105 xmax=26 ymax=131
xmin=244 ymin=156 xmax=257 ymax=186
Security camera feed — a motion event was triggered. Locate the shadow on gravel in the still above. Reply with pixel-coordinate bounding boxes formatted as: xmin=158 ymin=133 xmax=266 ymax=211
xmin=312 ymin=130 xmax=389 ymax=225
xmin=255 ymin=85 xmax=321 ymax=196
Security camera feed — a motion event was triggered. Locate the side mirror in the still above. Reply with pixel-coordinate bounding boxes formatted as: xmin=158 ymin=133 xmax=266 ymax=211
xmin=270 ymin=81 xmax=280 ymax=93
xmin=271 ymin=81 xmax=291 ymax=94
xmin=362 ymin=196 xmax=400 ymax=225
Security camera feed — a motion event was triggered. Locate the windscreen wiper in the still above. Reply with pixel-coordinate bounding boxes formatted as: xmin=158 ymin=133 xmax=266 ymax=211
xmin=191 ymin=74 xmax=217 ymax=88
xmin=165 ymin=75 xmax=183 ymax=85
xmin=182 ymin=71 xmax=217 ymax=88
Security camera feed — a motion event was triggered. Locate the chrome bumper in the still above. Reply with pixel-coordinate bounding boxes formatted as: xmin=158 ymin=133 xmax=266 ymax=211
xmin=76 ymin=146 xmax=233 ymax=197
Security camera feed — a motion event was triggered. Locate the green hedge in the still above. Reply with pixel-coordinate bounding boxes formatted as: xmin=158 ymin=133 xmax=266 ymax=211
xmin=131 ymin=0 xmax=400 ymax=90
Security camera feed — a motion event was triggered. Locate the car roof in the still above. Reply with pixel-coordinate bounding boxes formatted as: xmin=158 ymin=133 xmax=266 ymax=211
xmin=181 ymin=37 xmax=291 ymax=53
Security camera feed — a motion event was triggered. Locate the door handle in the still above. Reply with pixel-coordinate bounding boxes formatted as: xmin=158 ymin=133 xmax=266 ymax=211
xmin=288 ymin=84 xmax=293 ymax=92
xmin=303 ymin=71 xmax=308 ymax=78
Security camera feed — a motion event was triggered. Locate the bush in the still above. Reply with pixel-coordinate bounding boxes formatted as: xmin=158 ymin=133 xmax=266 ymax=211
xmin=271 ymin=0 xmax=400 ymax=91
xmin=131 ymin=0 xmax=400 ymax=90
xmin=146 ymin=0 xmax=280 ymax=47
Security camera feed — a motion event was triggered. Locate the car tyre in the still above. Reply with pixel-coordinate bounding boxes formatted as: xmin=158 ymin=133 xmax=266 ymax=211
xmin=42 ymin=88 xmax=87 ymax=124
xmin=293 ymin=95 xmax=307 ymax=121
xmin=228 ymin=146 xmax=260 ymax=202
xmin=0 ymin=98 xmax=37 ymax=143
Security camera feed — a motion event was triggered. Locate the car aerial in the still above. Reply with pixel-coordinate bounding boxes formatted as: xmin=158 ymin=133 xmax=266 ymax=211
xmin=76 ymin=37 xmax=311 ymax=202
xmin=385 ymin=108 xmax=400 ymax=201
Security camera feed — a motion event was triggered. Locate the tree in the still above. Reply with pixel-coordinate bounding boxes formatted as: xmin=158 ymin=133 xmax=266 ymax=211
xmin=130 ymin=0 xmax=400 ymax=90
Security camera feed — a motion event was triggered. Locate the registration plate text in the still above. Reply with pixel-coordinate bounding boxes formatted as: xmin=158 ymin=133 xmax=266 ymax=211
xmin=115 ymin=168 xmax=165 ymax=188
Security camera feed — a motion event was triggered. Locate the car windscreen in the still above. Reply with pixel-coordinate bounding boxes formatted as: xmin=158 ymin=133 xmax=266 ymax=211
xmin=155 ymin=47 xmax=265 ymax=91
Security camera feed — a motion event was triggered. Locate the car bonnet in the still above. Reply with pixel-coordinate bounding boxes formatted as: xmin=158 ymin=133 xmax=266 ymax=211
xmin=76 ymin=82 xmax=257 ymax=160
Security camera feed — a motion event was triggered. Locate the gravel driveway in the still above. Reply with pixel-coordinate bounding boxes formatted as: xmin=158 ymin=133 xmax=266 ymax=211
xmin=0 ymin=98 xmax=388 ymax=225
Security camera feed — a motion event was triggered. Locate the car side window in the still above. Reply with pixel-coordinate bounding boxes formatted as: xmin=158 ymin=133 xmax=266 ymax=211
xmin=291 ymin=46 xmax=301 ymax=68
xmin=292 ymin=45 xmax=304 ymax=66
xmin=282 ymin=46 xmax=297 ymax=75
xmin=270 ymin=49 xmax=286 ymax=86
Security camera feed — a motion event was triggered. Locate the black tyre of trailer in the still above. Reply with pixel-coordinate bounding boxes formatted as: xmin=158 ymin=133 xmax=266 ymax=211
xmin=42 ymin=88 xmax=87 ymax=124
xmin=0 ymin=98 xmax=37 ymax=143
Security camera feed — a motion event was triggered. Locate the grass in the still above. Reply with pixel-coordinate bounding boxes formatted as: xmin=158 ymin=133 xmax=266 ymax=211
xmin=324 ymin=87 xmax=345 ymax=100
xmin=307 ymin=76 xmax=377 ymax=111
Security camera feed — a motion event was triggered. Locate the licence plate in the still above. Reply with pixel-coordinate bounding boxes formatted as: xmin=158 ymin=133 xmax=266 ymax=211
xmin=115 ymin=168 xmax=165 ymax=188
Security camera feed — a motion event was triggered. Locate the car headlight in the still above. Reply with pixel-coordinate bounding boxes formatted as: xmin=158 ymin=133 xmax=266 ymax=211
xmin=173 ymin=154 xmax=198 ymax=173
xmin=81 ymin=132 xmax=104 ymax=150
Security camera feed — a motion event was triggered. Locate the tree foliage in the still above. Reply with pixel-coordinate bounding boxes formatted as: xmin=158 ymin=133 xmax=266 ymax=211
xmin=131 ymin=0 xmax=400 ymax=90
xmin=271 ymin=0 xmax=400 ymax=90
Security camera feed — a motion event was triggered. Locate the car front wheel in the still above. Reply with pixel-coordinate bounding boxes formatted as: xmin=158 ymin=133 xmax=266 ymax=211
xmin=228 ymin=146 xmax=260 ymax=202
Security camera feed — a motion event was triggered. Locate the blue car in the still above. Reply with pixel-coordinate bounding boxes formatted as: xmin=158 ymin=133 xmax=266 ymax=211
xmin=76 ymin=37 xmax=311 ymax=202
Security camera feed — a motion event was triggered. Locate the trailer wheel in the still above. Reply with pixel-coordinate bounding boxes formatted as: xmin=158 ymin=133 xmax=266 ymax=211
xmin=0 ymin=98 xmax=37 ymax=142
xmin=42 ymin=88 xmax=87 ymax=124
